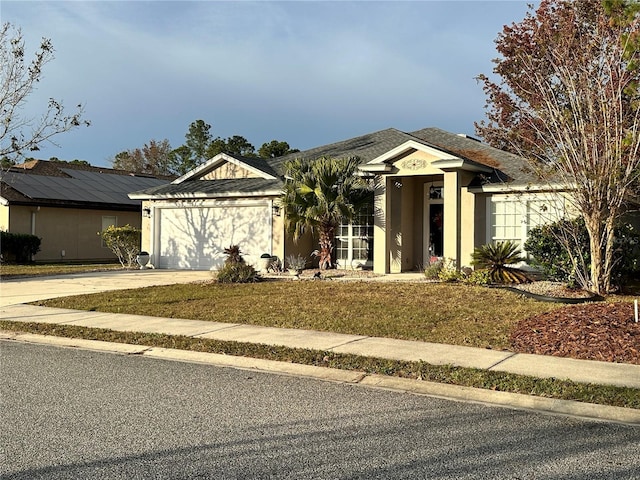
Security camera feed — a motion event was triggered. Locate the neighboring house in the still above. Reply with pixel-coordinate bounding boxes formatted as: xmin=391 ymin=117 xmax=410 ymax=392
xmin=129 ymin=127 xmax=574 ymax=273
xmin=0 ymin=160 xmax=172 ymax=262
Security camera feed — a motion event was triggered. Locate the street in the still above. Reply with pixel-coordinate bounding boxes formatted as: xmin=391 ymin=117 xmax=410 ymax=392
xmin=1 ymin=341 xmax=639 ymax=479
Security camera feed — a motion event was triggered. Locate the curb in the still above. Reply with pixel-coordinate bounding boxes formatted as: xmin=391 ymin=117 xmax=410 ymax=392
xmin=2 ymin=331 xmax=638 ymax=426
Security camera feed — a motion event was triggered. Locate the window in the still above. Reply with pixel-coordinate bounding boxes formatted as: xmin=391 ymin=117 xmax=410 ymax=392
xmin=336 ymin=206 xmax=374 ymax=268
xmin=489 ymin=195 xmax=566 ymax=251
xmin=101 ymin=216 xmax=117 ymax=248
xmin=491 ymin=199 xmax=521 ymax=243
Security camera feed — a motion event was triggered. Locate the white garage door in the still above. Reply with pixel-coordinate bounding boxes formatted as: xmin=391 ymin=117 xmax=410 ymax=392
xmin=156 ymin=203 xmax=272 ymax=270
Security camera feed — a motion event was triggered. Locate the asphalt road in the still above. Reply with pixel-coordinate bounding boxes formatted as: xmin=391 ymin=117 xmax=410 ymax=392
xmin=2 ymin=341 xmax=639 ymax=480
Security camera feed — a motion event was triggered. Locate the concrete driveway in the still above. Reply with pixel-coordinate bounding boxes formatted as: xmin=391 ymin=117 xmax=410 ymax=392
xmin=0 ymin=270 xmax=213 ymax=307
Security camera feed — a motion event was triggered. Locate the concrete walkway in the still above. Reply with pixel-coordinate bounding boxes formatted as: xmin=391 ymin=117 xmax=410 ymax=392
xmin=1 ymin=270 xmax=639 ymax=423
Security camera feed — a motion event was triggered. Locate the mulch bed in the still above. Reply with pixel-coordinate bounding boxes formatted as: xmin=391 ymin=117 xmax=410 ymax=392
xmin=510 ymin=302 xmax=640 ymax=365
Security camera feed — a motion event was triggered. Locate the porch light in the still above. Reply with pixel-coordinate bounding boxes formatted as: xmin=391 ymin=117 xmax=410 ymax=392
xmin=142 ymin=207 xmax=151 ymax=217
xmin=272 ymin=205 xmax=281 ymax=216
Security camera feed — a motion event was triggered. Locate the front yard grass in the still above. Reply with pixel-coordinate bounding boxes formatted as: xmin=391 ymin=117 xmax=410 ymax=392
xmin=0 ymin=263 xmax=121 ymax=279
xmin=34 ymin=281 xmax=564 ymax=350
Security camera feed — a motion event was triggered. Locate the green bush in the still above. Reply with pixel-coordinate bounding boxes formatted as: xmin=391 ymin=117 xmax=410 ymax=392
xmin=423 ymin=259 xmax=443 ymax=280
xmin=0 ymin=231 xmax=41 ymax=263
xmin=438 ymin=258 xmax=463 ymax=282
xmin=524 ymin=217 xmax=640 ymax=287
xmin=216 ymin=262 xmax=260 ymax=283
xmin=471 ymin=240 xmax=530 ymax=284
xmin=463 ymin=269 xmax=492 ymax=286
xmin=98 ymin=224 xmax=141 ymax=268
xmin=215 ymin=244 xmax=259 ymax=283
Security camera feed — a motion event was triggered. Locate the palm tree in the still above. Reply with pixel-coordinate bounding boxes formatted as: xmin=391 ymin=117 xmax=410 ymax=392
xmin=280 ymin=156 xmax=372 ymax=269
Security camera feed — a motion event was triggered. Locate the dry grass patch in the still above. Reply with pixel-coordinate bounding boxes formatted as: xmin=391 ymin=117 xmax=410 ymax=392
xmin=35 ymin=281 xmax=562 ymax=349
xmin=0 ymin=263 xmax=121 ymax=279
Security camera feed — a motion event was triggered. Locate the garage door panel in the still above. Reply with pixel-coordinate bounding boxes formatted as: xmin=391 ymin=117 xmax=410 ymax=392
xmin=157 ymin=205 xmax=271 ymax=270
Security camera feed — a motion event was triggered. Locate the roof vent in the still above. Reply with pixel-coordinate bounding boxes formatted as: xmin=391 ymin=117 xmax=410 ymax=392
xmin=457 ymin=133 xmax=481 ymax=142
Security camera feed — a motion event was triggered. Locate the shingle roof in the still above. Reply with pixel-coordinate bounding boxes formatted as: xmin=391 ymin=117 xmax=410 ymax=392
xmin=266 ymin=128 xmax=415 ymax=175
xmin=228 ymin=154 xmax=279 ymax=178
xmin=407 ymin=128 xmax=538 ymax=185
xmin=130 ymin=178 xmax=283 ymax=198
xmin=0 ymin=160 xmax=172 ymax=208
xmin=266 ymin=127 xmax=536 ymax=185
xmin=130 ymin=127 xmax=537 ymax=199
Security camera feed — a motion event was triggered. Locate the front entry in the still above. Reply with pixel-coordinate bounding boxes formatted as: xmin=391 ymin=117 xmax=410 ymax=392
xmin=424 ymin=183 xmax=444 ymax=263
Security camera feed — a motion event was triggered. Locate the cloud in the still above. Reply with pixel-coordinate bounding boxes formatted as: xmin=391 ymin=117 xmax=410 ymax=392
xmin=1 ymin=0 xmax=534 ymax=164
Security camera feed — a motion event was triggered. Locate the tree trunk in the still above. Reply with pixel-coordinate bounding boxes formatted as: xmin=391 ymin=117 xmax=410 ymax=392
xmin=583 ymin=212 xmax=616 ymax=295
xmin=317 ymin=225 xmax=335 ymax=270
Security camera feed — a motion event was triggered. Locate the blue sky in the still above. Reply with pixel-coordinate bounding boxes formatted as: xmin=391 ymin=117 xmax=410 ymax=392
xmin=2 ymin=1 xmax=534 ymax=167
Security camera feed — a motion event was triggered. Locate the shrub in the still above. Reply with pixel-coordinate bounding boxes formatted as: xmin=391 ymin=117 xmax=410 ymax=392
xmin=98 ymin=225 xmax=141 ymax=268
xmin=438 ymin=258 xmax=463 ymax=282
xmin=223 ymin=245 xmax=244 ymax=265
xmin=471 ymin=240 xmax=530 ymax=284
xmin=216 ymin=244 xmax=259 ymax=283
xmin=464 ymin=269 xmax=492 ymax=286
xmin=423 ymin=258 xmax=443 ymax=280
xmin=0 ymin=231 xmax=41 ymax=263
xmin=216 ymin=262 xmax=260 ymax=283
xmin=286 ymin=254 xmax=307 ymax=271
xmin=524 ymin=217 xmax=640 ymax=288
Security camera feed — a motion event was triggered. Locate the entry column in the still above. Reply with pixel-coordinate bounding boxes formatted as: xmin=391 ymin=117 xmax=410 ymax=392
xmin=443 ymin=171 xmax=461 ymax=266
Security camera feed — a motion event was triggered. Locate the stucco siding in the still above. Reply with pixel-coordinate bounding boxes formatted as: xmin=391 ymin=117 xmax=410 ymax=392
xmin=0 ymin=205 xmax=9 ymax=232
xmin=392 ymin=150 xmax=449 ymax=176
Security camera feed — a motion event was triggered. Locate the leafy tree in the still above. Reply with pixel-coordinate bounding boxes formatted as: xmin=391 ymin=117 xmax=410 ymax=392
xmin=206 ymin=135 xmax=256 ymax=158
xmin=475 ymin=0 xmax=640 ymax=294
xmin=258 ymin=140 xmax=299 ymax=158
xmin=111 ymin=139 xmax=173 ymax=175
xmin=171 ymin=119 xmax=298 ymax=173
xmin=98 ymin=224 xmax=141 ymax=269
xmin=0 ymin=23 xmax=90 ymax=162
xmin=524 ymin=217 xmax=640 ymax=289
xmin=280 ymin=156 xmax=372 ymax=269
xmin=185 ymin=119 xmax=212 ymax=165
xmin=168 ymin=145 xmax=193 ymax=176
xmin=49 ymin=157 xmax=91 ymax=166
xmin=1 ymin=156 xmax=15 ymax=169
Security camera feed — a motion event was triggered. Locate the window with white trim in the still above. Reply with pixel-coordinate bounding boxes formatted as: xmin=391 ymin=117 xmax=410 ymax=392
xmin=489 ymin=195 xmax=566 ymax=251
xmin=336 ymin=206 xmax=374 ymax=268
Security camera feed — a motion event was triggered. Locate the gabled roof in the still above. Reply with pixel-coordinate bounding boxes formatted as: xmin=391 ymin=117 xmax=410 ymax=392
xmin=172 ymin=152 xmax=278 ymax=184
xmin=130 ymin=127 xmax=538 ymax=200
xmin=266 ymin=128 xmax=416 ymax=176
xmin=0 ymin=160 xmax=172 ymax=210
xmin=407 ymin=128 xmax=538 ymax=185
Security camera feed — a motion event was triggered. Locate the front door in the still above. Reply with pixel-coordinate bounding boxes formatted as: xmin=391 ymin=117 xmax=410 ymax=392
xmin=423 ymin=182 xmax=444 ymax=263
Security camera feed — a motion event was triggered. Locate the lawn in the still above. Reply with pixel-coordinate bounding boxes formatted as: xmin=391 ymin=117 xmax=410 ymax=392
xmin=35 ymin=281 xmax=564 ymax=350
xmin=0 ymin=263 xmax=122 ymax=279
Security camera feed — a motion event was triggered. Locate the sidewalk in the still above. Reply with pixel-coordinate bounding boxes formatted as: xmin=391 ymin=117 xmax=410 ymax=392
xmin=1 ymin=270 xmax=639 ymax=423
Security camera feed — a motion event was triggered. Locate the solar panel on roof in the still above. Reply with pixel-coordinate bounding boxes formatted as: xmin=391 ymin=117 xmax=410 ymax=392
xmin=3 ymin=170 xmax=169 ymax=205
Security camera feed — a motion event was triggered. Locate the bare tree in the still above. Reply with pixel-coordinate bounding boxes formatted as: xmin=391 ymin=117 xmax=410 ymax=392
xmin=476 ymin=0 xmax=640 ymax=294
xmin=0 ymin=23 xmax=89 ymax=163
